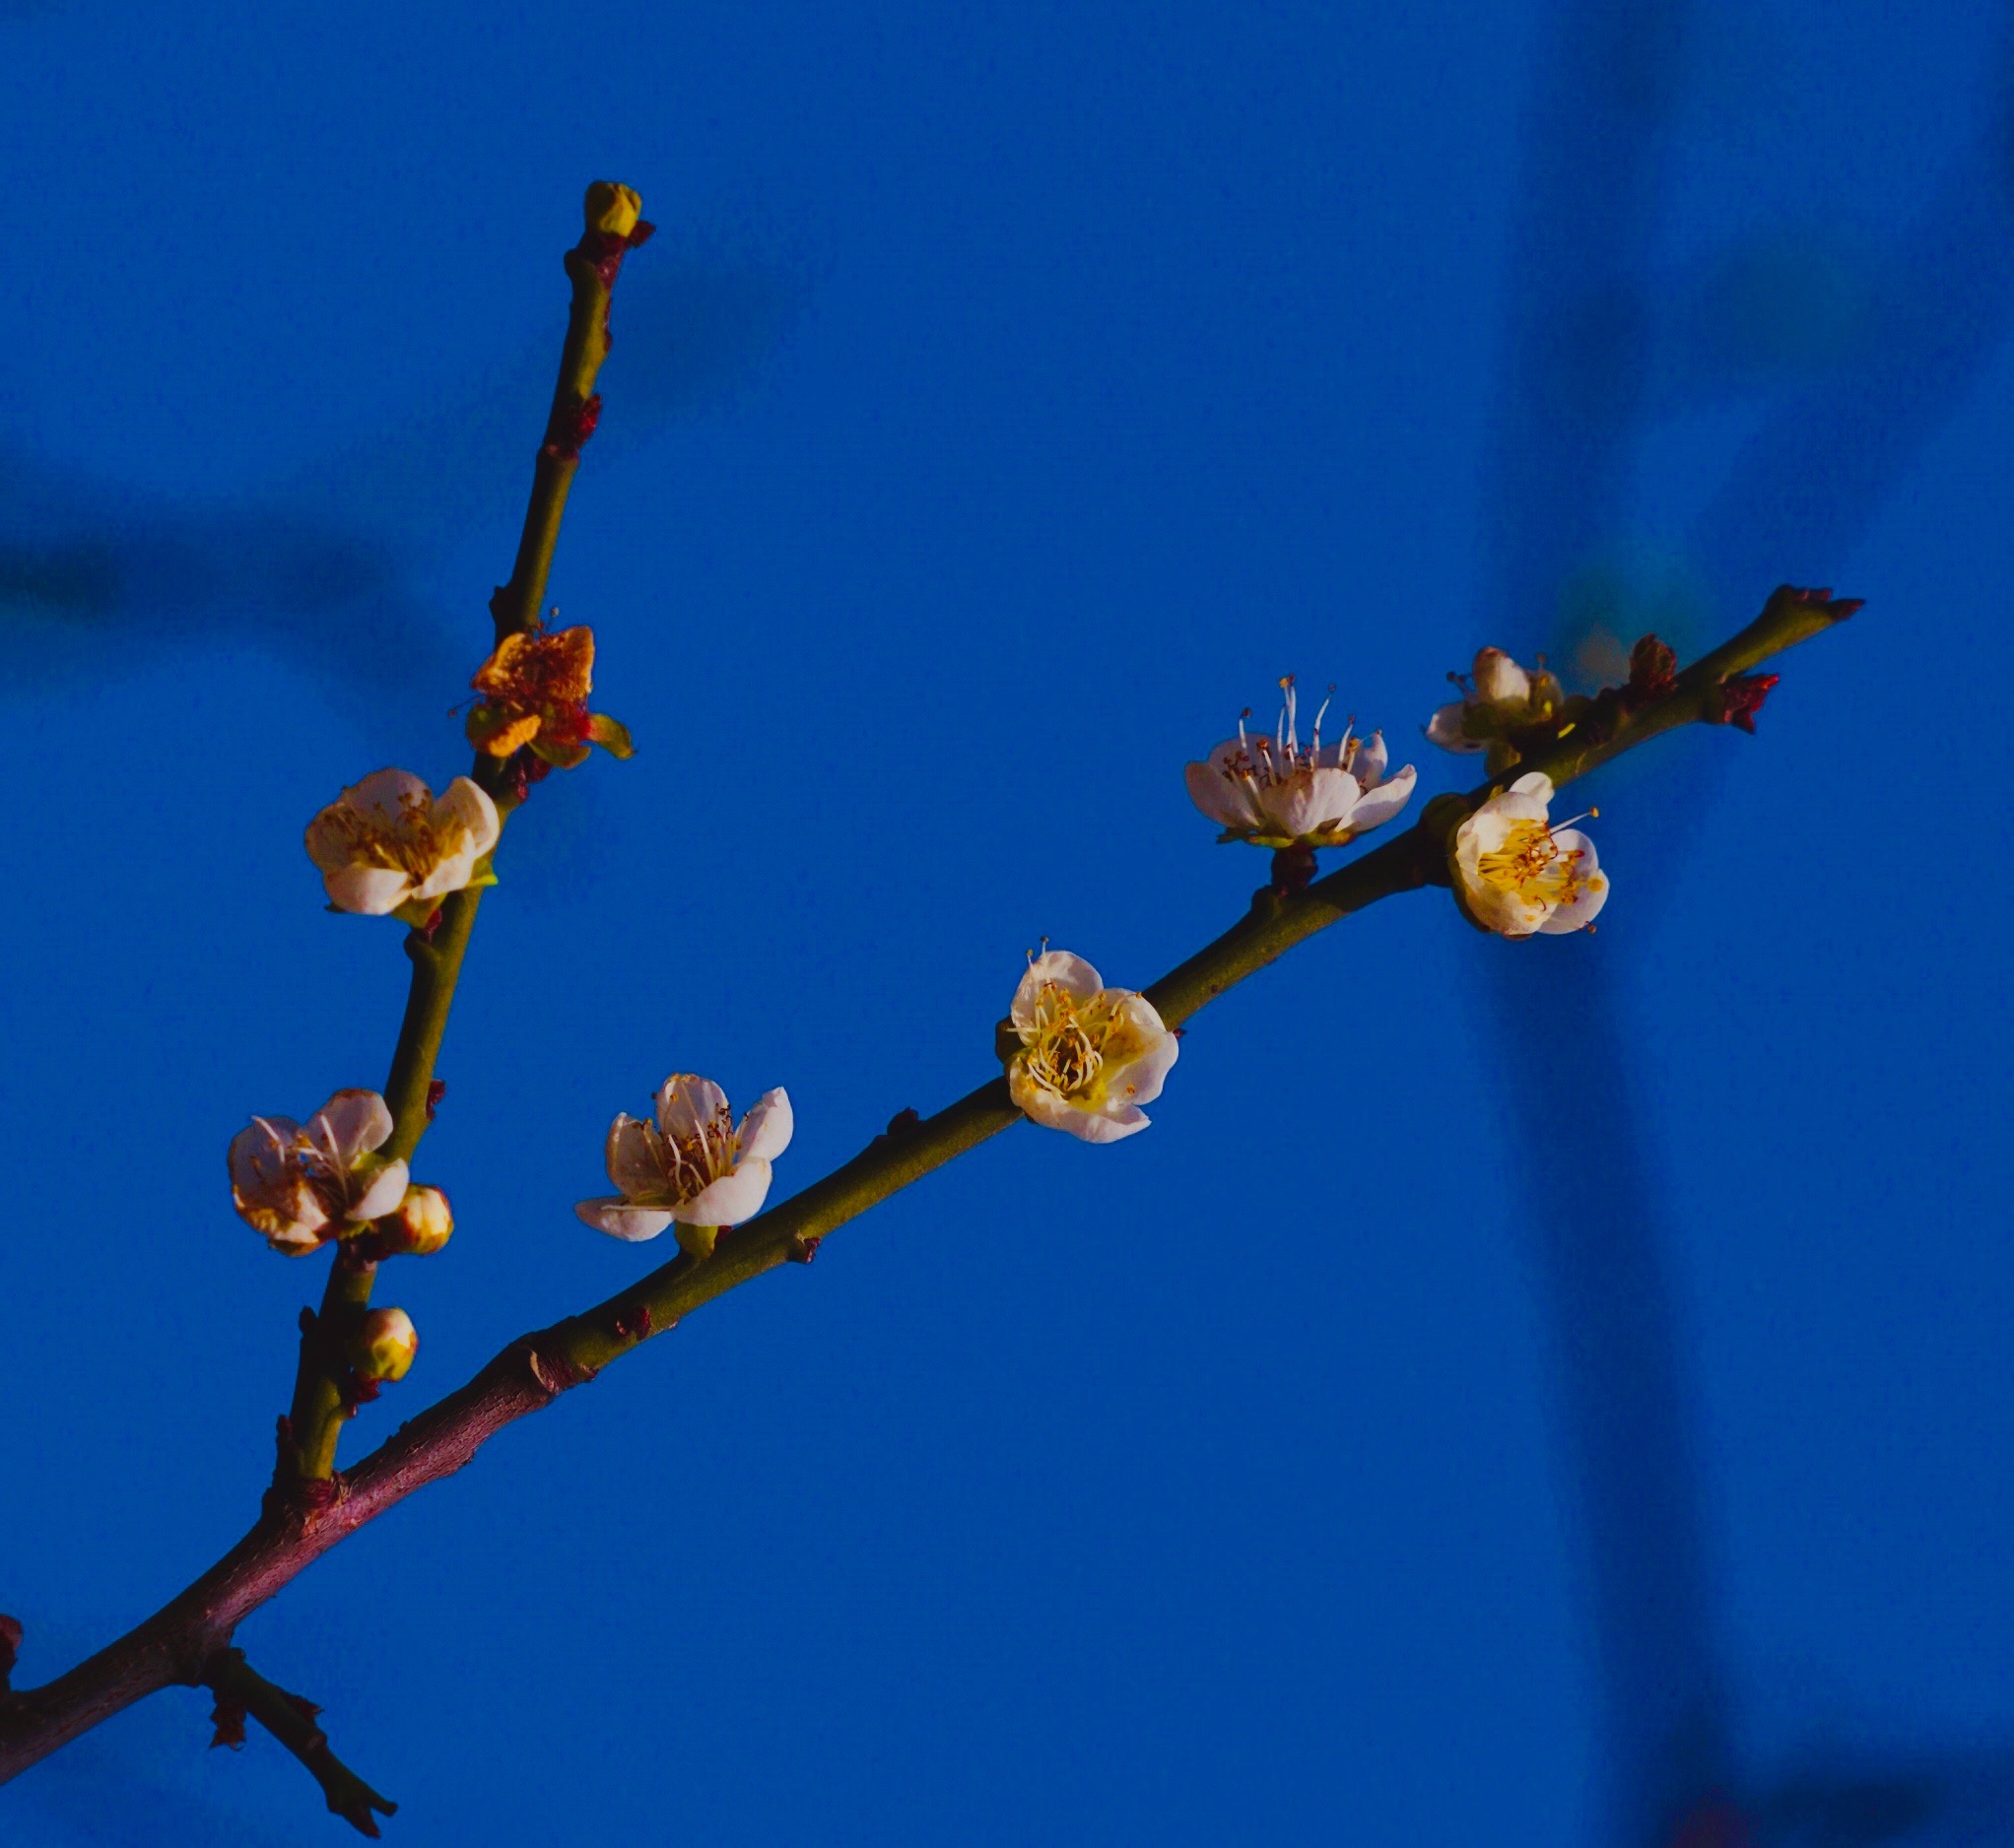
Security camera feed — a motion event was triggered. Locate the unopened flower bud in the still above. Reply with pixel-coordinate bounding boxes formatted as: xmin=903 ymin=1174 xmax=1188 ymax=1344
xmin=379 ymin=1184 xmax=453 ymax=1257
xmin=585 ymin=181 xmax=642 ymax=240
xmin=348 ymin=1308 xmax=418 ymax=1384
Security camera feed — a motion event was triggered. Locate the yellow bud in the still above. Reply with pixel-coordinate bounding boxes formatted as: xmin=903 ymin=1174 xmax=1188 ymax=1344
xmin=379 ymin=1184 xmax=453 ymax=1257
xmin=349 ymin=1307 xmax=418 ymax=1384
xmin=585 ymin=181 xmax=642 ymax=240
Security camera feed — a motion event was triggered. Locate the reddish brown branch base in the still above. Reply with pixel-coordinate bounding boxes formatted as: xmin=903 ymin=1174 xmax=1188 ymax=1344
xmin=0 ymin=1335 xmax=571 ymax=1783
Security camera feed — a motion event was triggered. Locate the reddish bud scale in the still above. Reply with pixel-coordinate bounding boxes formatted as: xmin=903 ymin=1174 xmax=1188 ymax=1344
xmin=1712 ymin=672 xmax=1780 ymax=733
xmin=611 ymin=1303 xmax=653 ymax=1342
xmin=0 ymin=1612 xmax=22 ymax=1685
xmin=543 ymin=392 xmax=603 ymax=463
xmin=209 ymin=1696 xmax=248 ymax=1750
xmin=426 ymin=1080 xmax=446 ymax=1121
xmin=1627 ymin=632 xmax=1679 ymax=700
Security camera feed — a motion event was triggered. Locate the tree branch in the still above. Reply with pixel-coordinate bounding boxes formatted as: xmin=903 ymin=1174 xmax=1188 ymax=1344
xmin=280 ymin=182 xmax=652 ymax=1491
xmin=203 ymin=1647 xmax=396 ymax=1837
xmin=0 ymin=586 xmax=1856 ymax=1791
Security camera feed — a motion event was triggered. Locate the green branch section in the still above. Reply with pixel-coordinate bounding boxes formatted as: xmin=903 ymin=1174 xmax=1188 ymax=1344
xmin=204 ymin=1648 xmax=395 ymax=1838
xmin=489 ymin=180 xmax=650 ymax=644
xmin=281 ymin=181 xmax=646 ymax=1488
xmin=534 ymin=583 xmax=1853 ymax=1381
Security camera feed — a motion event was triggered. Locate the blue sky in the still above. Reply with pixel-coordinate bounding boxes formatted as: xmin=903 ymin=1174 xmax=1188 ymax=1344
xmin=3 ymin=2 xmax=2011 ymax=1844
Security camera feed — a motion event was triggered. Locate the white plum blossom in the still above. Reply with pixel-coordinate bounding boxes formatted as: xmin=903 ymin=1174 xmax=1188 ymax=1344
xmin=1426 ymin=647 xmax=1565 ymax=755
xmin=229 ymin=1089 xmax=411 ymax=1255
xmin=304 ymin=768 xmax=501 ymax=918
xmin=1185 ymin=678 xmax=1416 ymax=848
xmin=1006 ymin=950 xmax=1179 ymax=1144
xmin=1449 ymin=771 xmax=1610 ymax=938
xmin=576 ymin=1075 xmax=794 ymax=1242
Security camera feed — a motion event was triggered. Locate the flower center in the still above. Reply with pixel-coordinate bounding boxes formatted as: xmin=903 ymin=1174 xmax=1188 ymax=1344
xmin=1022 ymin=985 xmax=1125 ymax=1099
xmin=662 ymin=1103 xmax=737 ymax=1201
xmin=1477 ymin=818 xmax=1589 ymax=904
xmin=1218 ymin=679 xmax=1356 ymax=795
xmin=327 ymin=792 xmax=457 ymax=877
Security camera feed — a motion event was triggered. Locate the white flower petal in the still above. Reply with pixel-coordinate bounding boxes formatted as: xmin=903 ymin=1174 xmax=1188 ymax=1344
xmin=229 ymin=1116 xmax=299 ymax=1192
xmin=1340 ymin=763 xmax=1415 ymax=835
xmin=1261 ymin=768 xmax=1359 ymax=840
xmin=1107 ymin=1008 xmax=1178 ymax=1108
xmin=1011 ymin=951 xmax=1104 ymax=1030
xmin=348 ymin=1157 xmax=411 ymax=1223
xmin=1184 ymin=750 xmax=1260 ymax=830
xmin=434 ymin=776 xmax=502 ymax=858
xmin=576 ymin=1197 xmax=675 ymax=1241
xmin=323 ymin=864 xmax=414 ymax=916
xmin=1473 ymin=648 xmax=1531 ymax=704
xmin=312 ymin=1089 xmax=394 ymax=1167
xmin=1353 ymin=730 xmax=1390 ymax=786
xmin=606 ymin=1113 xmax=665 ymax=1199
xmin=346 ymin=768 xmax=431 ymax=830
xmin=1064 ymin=1102 xmax=1152 ymax=1143
xmin=655 ymin=1075 xmax=729 ymax=1142
xmin=1548 ymin=826 xmax=1600 ymax=877
xmin=1537 ymin=871 xmax=1609 ymax=933
xmin=1507 ymin=771 xmax=1555 ymax=805
xmin=1538 ymin=831 xmax=1609 ymax=934
xmin=673 ymin=1158 xmax=773 ymax=1226
xmin=737 ymin=1088 xmax=794 ymax=1163
xmin=1425 ymin=701 xmax=1483 ymax=751
xmin=409 ymin=849 xmax=477 ymax=904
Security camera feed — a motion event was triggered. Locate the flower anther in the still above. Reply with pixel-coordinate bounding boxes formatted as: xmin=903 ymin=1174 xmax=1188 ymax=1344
xmin=1449 ymin=771 xmax=1610 ymax=938
xmin=304 ymin=769 xmax=500 ymax=922
xmin=1185 ymin=678 xmax=1416 ymax=849
xmin=576 ymin=1075 xmax=794 ymax=1242
xmin=467 ymin=622 xmax=634 ymax=768
xmin=1006 ymin=950 xmax=1178 ymax=1143
xmin=229 ymin=1089 xmax=411 ymax=1255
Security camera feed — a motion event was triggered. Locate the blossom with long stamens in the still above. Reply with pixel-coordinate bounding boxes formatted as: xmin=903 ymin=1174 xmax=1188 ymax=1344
xmin=304 ymin=769 xmax=501 ymax=920
xmin=1449 ymin=771 xmax=1609 ymax=938
xmin=1426 ymin=647 xmax=1567 ymax=757
xmin=1006 ymin=950 xmax=1178 ymax=1143
xmin=467 ymin=622 xmax=634 ymax=768
xmin=575 ymin=1075 xmax=794 ymax=1242
xmin=1185 ymin=678 xmax=1416 ymax=848
xmin=229 ymin=1089 xmax=411 ymax=1255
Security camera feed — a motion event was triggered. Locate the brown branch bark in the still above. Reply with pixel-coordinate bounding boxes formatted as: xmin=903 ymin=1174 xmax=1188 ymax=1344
xmin=203 ymin=1647 xmax=397 ymax=1837
xmin=0 ymin=585 xmax=1856 ymax=1792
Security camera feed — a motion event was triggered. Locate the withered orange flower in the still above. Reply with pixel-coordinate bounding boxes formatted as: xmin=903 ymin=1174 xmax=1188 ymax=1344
xmin=467 ymin=624 xmax=634 ymax=767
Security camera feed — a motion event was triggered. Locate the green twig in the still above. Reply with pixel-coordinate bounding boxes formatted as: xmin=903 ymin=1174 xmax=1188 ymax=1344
xmin=489 ymin=180 xmax=654 ymax=643
xmin=280 ymin=182 xmax=649 ymax=1488
xmin=532 ymin=585 xmax=1858 ymax=1381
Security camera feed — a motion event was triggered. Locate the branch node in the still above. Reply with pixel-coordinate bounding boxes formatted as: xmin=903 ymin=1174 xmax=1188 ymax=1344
xmin=525 ymin=1341 xmax=595 ymax=1398
xmin=610 ymin=1302 xmax=653 ymax=1343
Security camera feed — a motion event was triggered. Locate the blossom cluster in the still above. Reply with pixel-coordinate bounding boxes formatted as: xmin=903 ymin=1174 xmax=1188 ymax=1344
xmin=242 ymin=627 xmax=1654 ymax=1310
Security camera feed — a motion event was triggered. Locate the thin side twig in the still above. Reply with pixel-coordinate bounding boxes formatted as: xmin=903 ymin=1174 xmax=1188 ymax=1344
xmin=204 ymin=1647 xmax=396 ymax=1838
